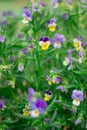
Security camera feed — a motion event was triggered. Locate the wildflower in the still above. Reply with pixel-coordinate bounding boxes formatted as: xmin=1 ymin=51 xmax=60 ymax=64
xmin=61 ymin=13 xmax=69 ymax=20
xmin=22 ymin=48 xmax=28 ymax=54
xmin=39 ymin=36 xmax=51 ymax=50
xmin=44 ymin=118 xmax=50 ymax=123
xmin=40 ymin=1 xmax=46 ymax=7
xmin=44 ymin=90 xmax=52 ymax=101
xmin=75 ymin=119 xmax=82 ymax=125
xmin=56 ymin=85 xmax=65 ymax=92
xmin=71 ymin=89 xmax=84 ymax=106
xmin=47 ymin=18 xmax=57 ymax=32
xmin=23 ymin=105 xmax=30 ymax=116
xmin=22 ymin=6 xmax=32 ymax=24
xmin=72 ymin=107 xmax=77 ymax=114
xmin=73 ymin=38 xmax=82 ymax=51
xmin=51 ymin=0 xmax=59 ymax=8
xmin=0 ymin=97 xmax=6 ymax=109
xmin=17 ymin=34 xmax=23 ymax=39
xmin=0 ymin=35 xmax=5 ymax=42
xmin=46 ymin=68 xmax=61 ymax=85
xmin=28 ymin=87 xmax=35 ymax=103
xmin=30 ymin=98 xmax=47 ymax=118
xmin=52 ymin=34 xmax=65 ymax=48
xmin=63 ymin=56 xmax=73 ymax=70
xmin=18 ymin=63 xmax=24 ymax=72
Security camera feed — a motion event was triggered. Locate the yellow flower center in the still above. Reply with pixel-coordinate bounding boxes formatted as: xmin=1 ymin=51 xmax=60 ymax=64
xmin=23 ymin=111 xmax=29 ymax=116
xmin=34 ymin=109 xmax=39 ymax=115
xmin=41 ymin=43 xmax=49 ymax=50
xmin=74 ymin=42 xmax=81 ymax=51
xmin=75 ymin=98 xmax=79 ymax=103
xmin=48 ymin=80 xmax=52 ymax=85
xmin=49 ymin=25 xmax=56 ymax=32
xmin=44 ymin=94 xmax=51 ymax=101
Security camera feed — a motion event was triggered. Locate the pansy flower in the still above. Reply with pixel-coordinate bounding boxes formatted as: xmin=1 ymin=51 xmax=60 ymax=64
xmin=44 ymin=90 xmax=52 ymax=101
xmin=47 ymin=18 xmax=57 ymax=32
xmin=52 ymin=34 xmax=65 ymax=48
xmin=23 ymin=105 xmax=30 ymax=116
xmin=28 ymin=88 xmax=47 ymax=118
xmin=73 ymin=38 xmax=82 ymax=51
xmin=30 ymin=98 xmax=47 ymax=118
xmin=71 ymin=89 xmax=84 ymax=106
xmin=51 ymin=0 xmax=59 ymax=8
xmin=0 ymin=35 xmax=5 ymax=42
xmin=39 ymin=36 xmax=51 ymax=50
xmin=22 ymin=6 xmax=32 ymax=24
xmin=63 ymin=56 xmax=73 ymax=70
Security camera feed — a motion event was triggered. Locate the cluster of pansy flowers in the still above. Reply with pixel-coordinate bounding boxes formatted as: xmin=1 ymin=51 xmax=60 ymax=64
xmin=39 ymin=33 xmax=65 ymax=50
xmin=63 ymin=36 xmax=86 ymax=70
xmin=46 ymin=68 xmax=62 ymax=85
xmin=23 ymin=87 xmax=48 ymax=118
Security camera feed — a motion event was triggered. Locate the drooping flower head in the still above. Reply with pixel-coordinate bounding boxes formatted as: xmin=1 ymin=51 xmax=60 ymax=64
xmin=39 ymin=36 xmax=51 ymax=50
xmin=0 ymin=35 xmax=5 ymax=42
xmin=44 ymin=90 xmax=52 ymax=101
xmin=0 ymin=97 xmax=6 ymax=109
xmin=71 ymin=89 xmax=84 ymax=106
xmin=47 ymin=18 xmax=57 ymax=32
xmin=22 ymin=6 xmax=32 ymax=23
xmin=52 ymin=34 xmax=65 ymax=48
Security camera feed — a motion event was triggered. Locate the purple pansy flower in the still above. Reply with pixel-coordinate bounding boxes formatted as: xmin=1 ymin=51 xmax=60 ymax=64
xmin=52 ymin=34 xmax=65 ymax=48
xmin=47 ymin=18 xmax=57 ymax=32
xmin=0 ymin=35 xmax=5 ymax=42
xmin=51 ymin=0 xmax=59 ymax=8
xmin=39 ymin=36 xmax=51 ymax=50
xmin=22 ymin=6 xmax=32 ymax=23
xmin=71 ymin=89 xmax=84 ymax=106
xmin=71 ymin=90 xmax=84 ymax=101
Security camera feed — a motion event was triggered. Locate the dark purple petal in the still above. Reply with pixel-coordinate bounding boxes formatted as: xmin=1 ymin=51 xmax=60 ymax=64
xmin=81 ymin=42 xmax=86 ymax=47
xmin=39 ymin=37 xmax=44 ymax=41
xmin=44 ymin=37 xmax=50 ymax=42
xmin=35 ymin=98 xmax=47 ymax=109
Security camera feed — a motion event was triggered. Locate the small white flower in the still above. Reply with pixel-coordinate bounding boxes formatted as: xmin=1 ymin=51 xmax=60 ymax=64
xmin=48 ymin=23 xmax=56 ymax=28
xmin=63 ymin=57 xmax=70 ymax=66
xmin=18 ymin=63 xmax=24 ymax=72
xmin=54 ymin=42 xmax=61 ymax=48
xmin=73 ymin=98 xmax=80 ymax=106
xmin=30 ymin=109 xmax=39 ymax=118
xmin=78 ymin=58 xmax=82 ymax=64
